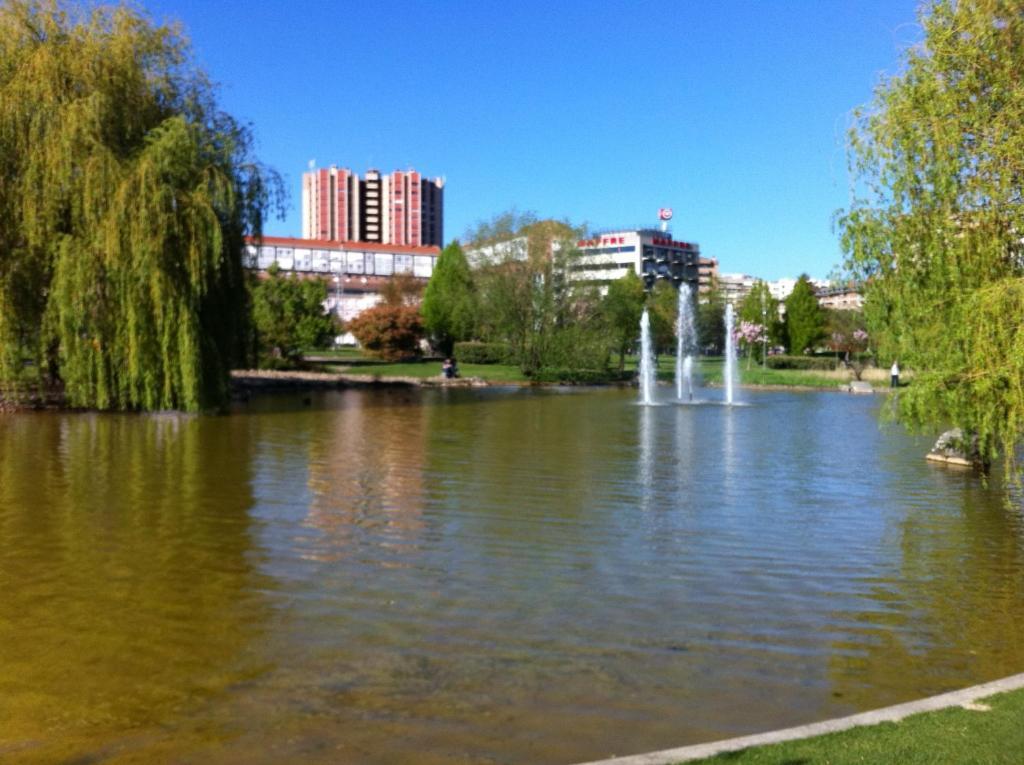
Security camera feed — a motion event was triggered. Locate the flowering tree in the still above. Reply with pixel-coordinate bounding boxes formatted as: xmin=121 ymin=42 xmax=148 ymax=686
xmin=825 ymin=309 xmax=870 ymax=362
xmin=733 ymin=321 xmax=767 ymax=366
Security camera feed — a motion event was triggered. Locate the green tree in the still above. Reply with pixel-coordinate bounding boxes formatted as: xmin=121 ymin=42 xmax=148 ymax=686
xmin=469 ymin=213 xmax=606 ymax=376
xmin=784 ymin=275 xmax=824 ymax=354
xmin=738 ymin=281 xmax=782 ymax=362
xmin=602 ymin=271 xmax=646 ymax=371
xmin=250 ymin=267 xmax=336 ymax=367
xmin=421 ymin=242 xmax=477 ymax=356
xmin=838 ymin=0 xmax=1024 ymax=466
xmin=697 ymin=280 xmax=726 ymax=354
xmin=648 ymin=281 xmax=678 ymax=356
xmin=0 ymin=1 xmax=278 ymax=411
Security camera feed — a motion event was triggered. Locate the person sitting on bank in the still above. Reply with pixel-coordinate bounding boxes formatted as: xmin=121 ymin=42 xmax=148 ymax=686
xmin=442 ymin=358 xmax=459 ymax=379
xmin=890 ymin=360 xmax=900 ymax=388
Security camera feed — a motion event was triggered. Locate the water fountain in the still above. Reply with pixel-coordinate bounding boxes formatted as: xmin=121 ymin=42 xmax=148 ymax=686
xmin=724 ymin=302 xmax=738 ymax=405
xmin=675 ymin=284 xmax=697 ymax=401
xmin=638 ymin=308 xmax=657 ymax=405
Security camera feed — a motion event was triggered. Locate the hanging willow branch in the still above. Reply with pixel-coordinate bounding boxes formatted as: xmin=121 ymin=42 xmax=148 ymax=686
xmin=838 ymin=0 xmax=1024 ymax=471
xmin=0 ymin=0 xmax=280 ymax=411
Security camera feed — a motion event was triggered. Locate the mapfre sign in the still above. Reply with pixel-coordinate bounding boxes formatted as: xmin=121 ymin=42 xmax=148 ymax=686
xmin=658 ymin=208 xmax=673 ymax=221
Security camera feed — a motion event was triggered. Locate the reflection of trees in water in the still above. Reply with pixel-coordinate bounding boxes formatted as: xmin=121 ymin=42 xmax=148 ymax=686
xmin=302 ymin=390 xmax=427 ymax=562
xmin=423 ymin=390 xmax=635 ymax=524
xmin=827 ymin=478 xmax=1024 ymax=708
xmin=0 ymin=413 xmax=270 ymax=759
xmin=418 ymin=390 xmax=644 ymax=615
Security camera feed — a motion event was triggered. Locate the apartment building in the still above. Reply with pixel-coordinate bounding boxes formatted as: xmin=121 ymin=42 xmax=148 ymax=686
xmin=302 ymin=166 xmax=444 ymax=247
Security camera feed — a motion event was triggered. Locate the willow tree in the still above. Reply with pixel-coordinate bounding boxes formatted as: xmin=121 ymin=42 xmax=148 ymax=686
xmin=0 ymin=1 xmax=278 ymax=411
xmin=838 ymin=0 xmax=1024 ymax=467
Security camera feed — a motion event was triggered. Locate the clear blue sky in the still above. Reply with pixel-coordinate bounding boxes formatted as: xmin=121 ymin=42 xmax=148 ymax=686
xmin=145 ymin=0 xmax=922 ymax=280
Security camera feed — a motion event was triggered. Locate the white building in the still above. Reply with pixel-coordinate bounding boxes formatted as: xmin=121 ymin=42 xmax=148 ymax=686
xmin=767 ymin=277 xmax=797 ymax=301
xmin=244 ymin=235 xmax=440 ymax=324
xmin=569 ymin=229 xmax=701 ymax=293
xmin=718 ymin=272 xmax=757 ymax=304
xmin=464 ymin=236 xmax=533 ymax=267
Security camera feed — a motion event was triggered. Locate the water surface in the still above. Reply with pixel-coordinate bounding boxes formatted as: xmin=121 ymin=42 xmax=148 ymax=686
xmin=1 ymin=388 xmax=1022 ymax=764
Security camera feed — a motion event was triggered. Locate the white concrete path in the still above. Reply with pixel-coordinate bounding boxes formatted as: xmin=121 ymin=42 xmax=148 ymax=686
xmin=573 ymin=672 xmax=1024 ymax=765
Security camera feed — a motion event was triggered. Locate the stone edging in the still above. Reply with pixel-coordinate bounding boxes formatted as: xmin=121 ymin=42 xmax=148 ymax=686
xmin=571 ymin=672 xmax=1024 ymax=765
xmin=229 ymin=369 xmax=489 ymax=389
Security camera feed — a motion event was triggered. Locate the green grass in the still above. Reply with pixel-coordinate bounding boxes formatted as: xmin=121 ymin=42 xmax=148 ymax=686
xmin=323 ymin=360 xmax=530 ymax=384
xmin=681 ymin=687 xmax=1024 ymax=764
xmin=736 ymin=366 xmax=847 ymax=388
xmin=624 ymin=356 xmax=848 ymax=389
xmin=313 ymin=353 xmax=867 ymax=389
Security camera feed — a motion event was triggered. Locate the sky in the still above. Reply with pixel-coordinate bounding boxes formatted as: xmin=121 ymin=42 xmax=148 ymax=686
xmin=143 ymin=0 xmax=924 ymax=281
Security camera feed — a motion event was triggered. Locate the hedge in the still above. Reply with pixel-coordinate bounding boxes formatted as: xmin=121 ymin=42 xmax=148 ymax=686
xmin=452 ymin=341 xmax=514 ymax=365
xmin=529 ymin=368 xmax=623 ymax=384
xmin=766 ymin=355 xmax=837 ymax=371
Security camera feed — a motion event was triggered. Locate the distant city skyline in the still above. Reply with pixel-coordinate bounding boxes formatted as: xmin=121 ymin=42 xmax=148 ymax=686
xmin=143 ymin=0 xmax=923 ymax=280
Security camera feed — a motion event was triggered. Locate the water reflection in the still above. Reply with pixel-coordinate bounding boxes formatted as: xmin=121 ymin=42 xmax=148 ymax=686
xmin=1 ymin=389 xmax=1023 ymax=764
xmin=827 ymin=467 xmax=1024 ymax=708
xmin=302 ymin=389 xmax=428 ymax=563
xmin=638 ymin=404 xmax=656 ymax=513
xmin=0 ymin=412 xmax=270 ymax=762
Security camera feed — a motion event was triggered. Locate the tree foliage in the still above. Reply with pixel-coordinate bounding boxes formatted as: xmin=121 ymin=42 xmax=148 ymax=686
xmin=469 ymin=213 xmax=606 ymax=376
xmin=347 ymin=304 xmax=425 ymax=362
xmin=838 ymin=0 xmax=1024 ymax=464
xmin=250 ymin=268 xmax=336 ymax=367
xmin=379 ymin=272 xmax=424 ymax=308
xmin=784 ymin=275 xmax=825 ymax=354
xmin=697 ymin=280 xmax=726 ymax=354
xmin=737 ymin=280 xmax=783 ymax=359
xmin=647 ymin=280 xmax=678 ymax=355
xmin=0 ymin=1 xmax=278 ymax=410
xmin=421 ymin=241 xmax=477 ymax=355
xmin=602 ymin=271 xmax=646 ymax=371
xmin=824 ymin=309 xmax=869 ymax=359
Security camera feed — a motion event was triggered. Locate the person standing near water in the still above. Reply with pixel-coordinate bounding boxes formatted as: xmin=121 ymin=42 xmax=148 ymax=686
xmin=890 ymin=360 xmax=900 ymax=388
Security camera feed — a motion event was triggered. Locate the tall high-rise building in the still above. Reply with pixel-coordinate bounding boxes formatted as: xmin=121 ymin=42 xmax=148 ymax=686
xmin=302 ymin=166 xmax=444 ymax=247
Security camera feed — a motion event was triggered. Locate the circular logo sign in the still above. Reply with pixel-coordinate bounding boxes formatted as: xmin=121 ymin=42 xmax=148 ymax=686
xmin=658 ymin=208 xmax=673 ymax=221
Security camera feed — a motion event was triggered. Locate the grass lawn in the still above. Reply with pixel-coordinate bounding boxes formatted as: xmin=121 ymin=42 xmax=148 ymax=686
xmin=322 ymin=359 xmax=530 ymax=384
xmin=635 ymin=356 xmax=857 ymax=390
xmin=308 ymin=352 xmax=892 ymax=390
xmin=681 ymin=686 xmax=1024 ymax=764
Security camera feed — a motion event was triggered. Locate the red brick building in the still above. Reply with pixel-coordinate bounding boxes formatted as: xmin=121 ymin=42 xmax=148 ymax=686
xmin=302 ymin=166 xmax=444 ymax=247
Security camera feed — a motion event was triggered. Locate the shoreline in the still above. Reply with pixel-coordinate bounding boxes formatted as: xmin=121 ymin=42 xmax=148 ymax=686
xmin=573 ymin=671 xmax=1024 ymax=765
xmin=231 ymin=368 xmax=494 ymax=390
xmin=1 ymin=372 xmax=891 ymax=412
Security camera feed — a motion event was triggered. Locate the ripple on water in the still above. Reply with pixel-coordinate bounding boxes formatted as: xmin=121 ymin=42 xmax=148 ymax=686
xmin=0 ymin=388 xmax=1022 ymax=763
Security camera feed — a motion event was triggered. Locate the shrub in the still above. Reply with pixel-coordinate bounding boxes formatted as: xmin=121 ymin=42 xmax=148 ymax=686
xmin=453 ymin=341 xmax=513 ymax=365
xmin=766 ymin=355 xmax=837 ymax=371
xmin=529 ymin=368 xmax=619 ymax=384
xmin=348 ymin=304 xmax=424 ymax=361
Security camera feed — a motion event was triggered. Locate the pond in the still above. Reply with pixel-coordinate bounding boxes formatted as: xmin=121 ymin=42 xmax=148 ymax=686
xmin=1 ymin=387 xmax=1023 ymax=764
